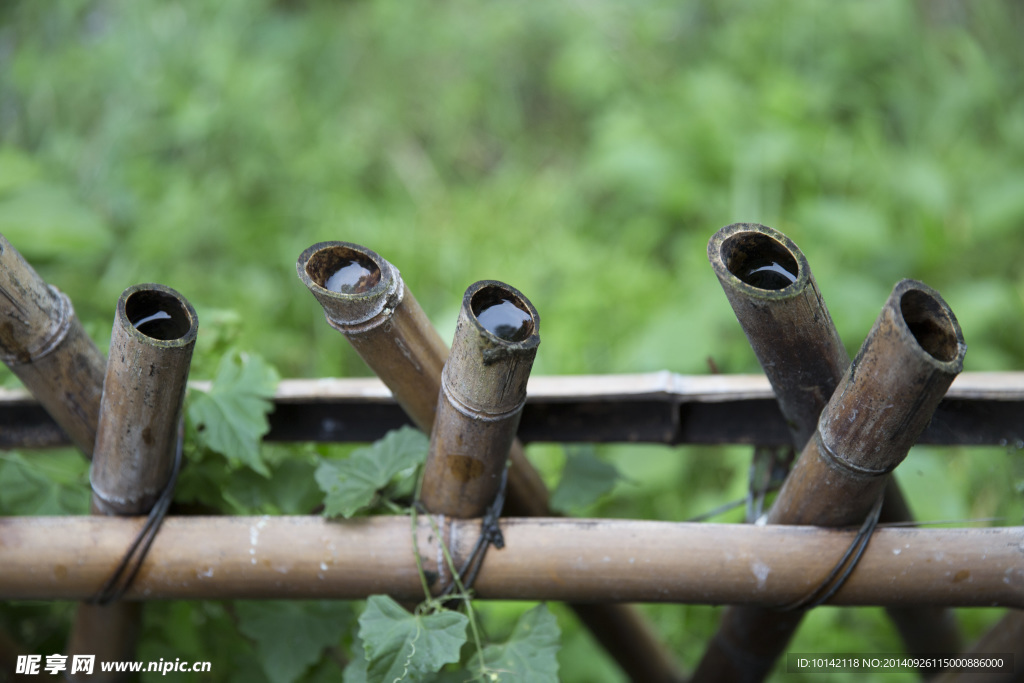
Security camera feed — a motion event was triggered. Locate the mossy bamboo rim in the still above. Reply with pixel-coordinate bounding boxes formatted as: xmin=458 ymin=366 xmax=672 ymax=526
xmin=0 ymin=234 xmax=106 ymax=457
xmin=298 ymin=242 xmax=682 ymax=683
xmin=695 ymin=278 xmax=967 ymax=683
xmin=420 ymin=280 xmax=540 ymax=518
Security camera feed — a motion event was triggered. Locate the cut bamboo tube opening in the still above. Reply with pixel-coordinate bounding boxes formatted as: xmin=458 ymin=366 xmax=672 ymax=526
xmin=420 ymin=280 xmax=540 ymax=518
xmin=0 ymin=234 xmax=106 ymax=457
xmin=298 ymin=242 xmax=683 ymax=683
xmin=694 ymin=278 xmax=967 ymax=683
xmin=0 ymin=516 xmax=1019 ymax=605
xmin=68 ymin=284 xmax=198 ymax=681
xmin=709 ymin=223 xmax=965 ymax=671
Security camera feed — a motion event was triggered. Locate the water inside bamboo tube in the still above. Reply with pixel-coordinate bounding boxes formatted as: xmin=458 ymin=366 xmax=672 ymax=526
xmin=723 ymin=232 xmax=800 ymax=291
xmin=126 ymin=291 xmax=192 ymax=341
xmin=325 ymin=258 xmax=380 ymax=294
xmin=476 ymin=298 xmax=532 ymax=341
xmin=745 ymin=260 xmax=797 ymax=289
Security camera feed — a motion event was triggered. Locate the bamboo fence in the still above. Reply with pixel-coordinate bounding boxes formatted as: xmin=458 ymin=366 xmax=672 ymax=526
xmin=0 ymin=232 xmax=1020 ymax=683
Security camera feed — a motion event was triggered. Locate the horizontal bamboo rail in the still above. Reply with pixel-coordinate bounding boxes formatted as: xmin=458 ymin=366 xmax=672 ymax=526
xmin=2 ymin=372 xmax=1022 ymax=449
xmin=0 ymin=516 xmax=1020 ymax=606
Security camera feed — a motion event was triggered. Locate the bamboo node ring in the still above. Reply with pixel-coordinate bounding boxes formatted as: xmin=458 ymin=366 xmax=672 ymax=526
xmin=815 ymin=431 xmax=895 ymax=478
xmin=0 ymin=286 xmax=73 ymax=365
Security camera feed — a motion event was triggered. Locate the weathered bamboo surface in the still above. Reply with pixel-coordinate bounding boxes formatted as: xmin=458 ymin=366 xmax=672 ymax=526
xmin=421 ymin=280 xmax=541 ymax=518
xmin=0 ymin=516 xmax=1020 ymax=606
xmin=2 ymin=372 xmax=1022 ymax=449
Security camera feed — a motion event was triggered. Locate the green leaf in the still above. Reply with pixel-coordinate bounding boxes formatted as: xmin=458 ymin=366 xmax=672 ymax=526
xmin=0 ymin=451 xmax=89 ymax=515
xmin=550 ymin=447 xmax=622 ymax=513
xmin=342 ymin=638 xmax=369 ymax=683
xmin=236 ymin=601 xmax=351 ymax=683
xmin=187 ymin=350 xmax=279 ymax=476
xmin=358 ymin=595 xmax=468 ymax=683
xmin=315 ymin=426 xmax=428 ymax=518
xmin=468 ymin=604 xmax=561 ymax=683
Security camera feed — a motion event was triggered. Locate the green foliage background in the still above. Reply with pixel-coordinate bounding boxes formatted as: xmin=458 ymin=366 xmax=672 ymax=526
xmin=1 ymin=0 xmax=1023 ymax=681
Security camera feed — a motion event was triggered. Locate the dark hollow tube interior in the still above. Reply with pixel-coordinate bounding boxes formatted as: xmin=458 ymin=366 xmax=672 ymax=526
xmin=899 ymin=289 xmax=958 ymax=362
xmin=304 ymin=245 xmax=381 ymax=294
xmin=721 ymin=232 xmax=800 ymax=291
xmin=125 ymin=290 xmax=192 ymax=341
xmin=470 ymin=284 xmax=534 ymax=342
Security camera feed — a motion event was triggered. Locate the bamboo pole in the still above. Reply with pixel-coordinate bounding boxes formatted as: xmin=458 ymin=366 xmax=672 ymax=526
xmin=67 ymin=284 xmax=198 ymax=682
xmin=420 ymin=280 xmax=540 ymax=517
xmin=0 ymin=234 xmax=106 ymax=456
xmin=5 ymin=371 xmax=1022 ymax=449
xmin=708 ymin=223 xmax=965 ymax=668
xmin=298 ymin=241 xmax=683 ymax=683
xmin=693 ymin=278 xmax=967 ymax=683
xmin=708 ymin=222 xmax=847 ymax=447
xmin=0 ymin=516 xmax=1019 ymax=605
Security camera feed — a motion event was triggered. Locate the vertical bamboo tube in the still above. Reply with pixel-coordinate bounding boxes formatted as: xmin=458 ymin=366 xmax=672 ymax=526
xmin=0 ymin=234 xmax=106 ymax=456
xmin=298 ymin=242 xmax=683 ymax=683
xmin=707 ymin=223 xmax=963 ymax=667
xmin=420 ymin=280 xmax=539 ymax=518
xmin=67 ymin=284 xmax=198 ymax=681
xmin=693 ymin=278 xmax=966 ymax=683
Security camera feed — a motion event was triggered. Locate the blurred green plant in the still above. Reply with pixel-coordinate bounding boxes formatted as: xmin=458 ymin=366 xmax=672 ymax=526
xmin=0 ymin=0 xmax=1022 ymax=680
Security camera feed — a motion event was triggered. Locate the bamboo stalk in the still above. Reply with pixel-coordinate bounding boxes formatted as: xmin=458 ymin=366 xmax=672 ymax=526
xmin=708 ymin=222 xmax=848 ymax=447
xmin=420 ymin=280 xmax=540 ymax=517
xmin=710 ymin=223 xmax=964 ymax=671
xmin=0 ymin=234 xmax=106 ymax=456
xmin=694 ymin=278 xmax=967 ymax=683
xmin=0 ymin=516 xmax=1019 ymax=605
xmin=298 ymin=242 xmax=683 ymax=683
xmin=67 ymin=284 xmax=198 ymax=681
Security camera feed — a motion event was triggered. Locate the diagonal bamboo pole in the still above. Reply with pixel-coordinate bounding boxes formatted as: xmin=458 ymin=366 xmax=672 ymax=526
xmin=297 ymin=242 xmax=683 ymax=683
xmin=67 ymin=284 xmax=198 ymax=682
xmin=0 ymin=234 xmax=106 ymax=457
xmin=0 ymin=516 xmax=1020 ymax=606
xmin=419 ymin=280 xmax=540 ymax=517
xmin=706 ymin=223 xmax=964 ymax=672
xmin=693 ymin=278 xmax=966 ymax=682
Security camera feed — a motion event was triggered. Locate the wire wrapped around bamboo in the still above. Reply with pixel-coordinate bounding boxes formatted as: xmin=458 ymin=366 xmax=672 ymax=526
xmin=67 ymin=284 xmax=198 ymax=681
xmin=420 ymin=280 xmax=539 ymax=517
xmin=694 ymin=278 xmax=967 ymax=683
xmin=298 ymin=242 xmax=682 ymax=683
xmin=0 ymin=516 xmax=1019 ymax=605
xmin=0 ymin=234 xmax=106 ymax=456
